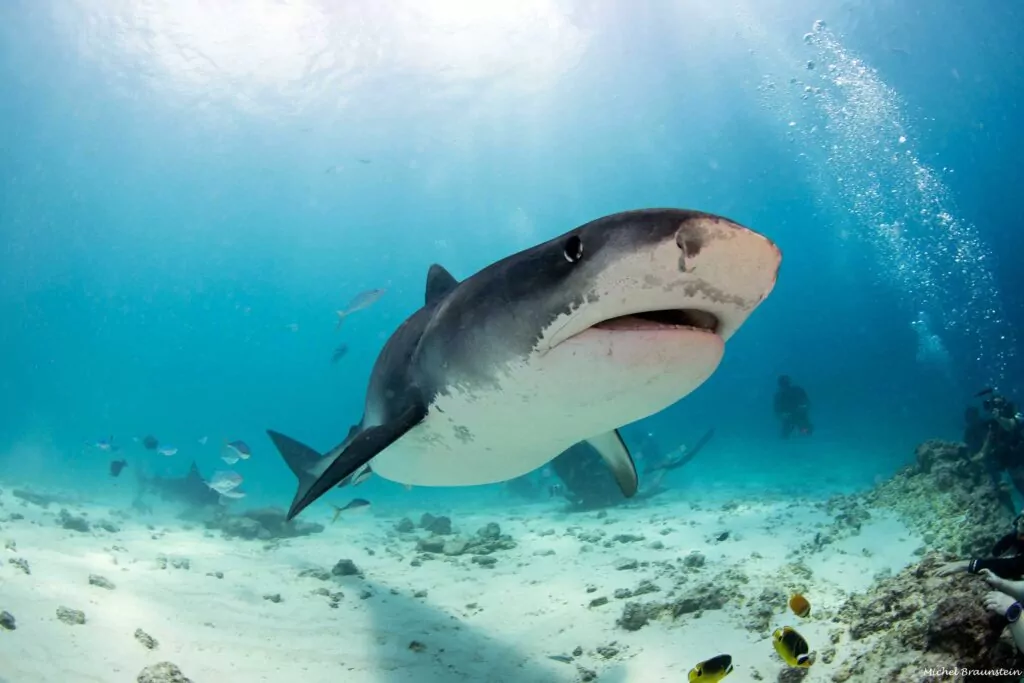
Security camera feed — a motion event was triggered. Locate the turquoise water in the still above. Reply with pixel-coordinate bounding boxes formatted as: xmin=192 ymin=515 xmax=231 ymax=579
xmin=1 ymin=2 xmax=1021 ymax=517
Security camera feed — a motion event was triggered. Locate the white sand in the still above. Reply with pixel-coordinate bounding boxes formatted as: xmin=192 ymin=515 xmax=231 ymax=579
xmin=0 ymin=486 xmax=921 ymax=683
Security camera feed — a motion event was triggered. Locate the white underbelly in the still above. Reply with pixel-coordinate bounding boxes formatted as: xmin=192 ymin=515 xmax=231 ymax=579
xmin=368 ymin=326 xmax=724 ymax=487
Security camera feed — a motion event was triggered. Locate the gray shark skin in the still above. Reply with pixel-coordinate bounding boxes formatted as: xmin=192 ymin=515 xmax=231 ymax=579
xmin=268 ymin=208 xmax=781 ymax=520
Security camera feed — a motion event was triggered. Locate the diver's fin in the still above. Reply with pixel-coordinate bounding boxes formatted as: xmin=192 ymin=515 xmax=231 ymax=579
xmin=425 ymin=264 xmax=459 ymax=306
xmin=272 ymin=398 xmax=427 ymax=521
xmin=664 ymin=427 xmax=716 ymax=472
xmin=586 ymin=429 xmax=638 ymax=498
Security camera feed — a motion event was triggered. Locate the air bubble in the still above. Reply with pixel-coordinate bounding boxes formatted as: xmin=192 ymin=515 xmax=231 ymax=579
xmin=757 ymin=21 xmax=1016 ymax=383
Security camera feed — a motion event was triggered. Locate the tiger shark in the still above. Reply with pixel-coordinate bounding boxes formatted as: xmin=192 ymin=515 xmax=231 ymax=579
xmin=268 ymin=208 xmax=781 ymax=520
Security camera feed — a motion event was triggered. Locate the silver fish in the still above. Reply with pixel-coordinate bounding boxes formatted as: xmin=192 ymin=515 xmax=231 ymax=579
xmin=335 ymin=289 xmax=386 ymax=329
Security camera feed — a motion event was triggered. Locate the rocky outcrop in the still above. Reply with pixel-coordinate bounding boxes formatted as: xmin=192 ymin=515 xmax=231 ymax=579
xmin=205 ymin=507 xmax=324 ymax=540
xmin=615 ymin=582 xmax=731 ymax=632
xmin=137 ymin=662 xmax=192 ymax=683
xmin=864 ymin=439 xmax=1012 ymax=557
xmin=832 ymin=554 xmax=1024 ymax=682
xmin=412 ymin=520 xmax=516 ymax=559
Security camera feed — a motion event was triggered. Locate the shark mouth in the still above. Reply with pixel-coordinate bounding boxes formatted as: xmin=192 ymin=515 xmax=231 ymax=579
xmin=590 ymin=309 xmax=721 ymax=335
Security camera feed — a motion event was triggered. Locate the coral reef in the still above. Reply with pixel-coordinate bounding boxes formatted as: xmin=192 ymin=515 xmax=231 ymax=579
xmin=58 ymin=509 xmax=91 ymax=533
xmin=204 ymin=507 xmax=324 ymax=540
xmin=0 ymin=610 xmax=15 ymax=630
xmin=134 ymin=628 xmax=159 ymax=650
xmin=864 ymin=439 xmax=1013 ymax=557
xmin=832 ymin=554 xmax=1024 ymax=682
xmin=56 ymin=606 xmax=85 ymax=625
xmin=88 ymin=574 xmax=115 ymax=590
xmin=404 ymin=516 xmax=517 ymax=562
xmin=137 ymin=662 xmax=192 ymax=683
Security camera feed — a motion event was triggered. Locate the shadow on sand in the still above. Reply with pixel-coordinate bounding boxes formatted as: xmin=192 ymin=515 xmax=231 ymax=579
xmin=356 ymin=579 xmax=577 ymax=683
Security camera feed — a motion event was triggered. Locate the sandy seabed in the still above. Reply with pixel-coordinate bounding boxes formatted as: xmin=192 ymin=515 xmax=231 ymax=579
xmin=0 ymin=483 xmax=921 ymax=683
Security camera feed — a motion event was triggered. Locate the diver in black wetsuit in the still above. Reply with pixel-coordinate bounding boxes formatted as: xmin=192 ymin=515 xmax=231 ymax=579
xmin=964 ymin=406 xmax=990 ymax=456
xmin=971 ymin=390 xmax=1024 ymax=509
xmin=773 ymin=375 xmax=813 ymax=439
xmin=936 ymin=514 xmax=1024 ymax=580
xmin=963 ymin=404 xmax=1017 ymax=514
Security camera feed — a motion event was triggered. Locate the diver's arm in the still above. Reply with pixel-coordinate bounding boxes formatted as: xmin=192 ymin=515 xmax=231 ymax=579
xmin=970 ymin=554 xmax=1024 ymax=578
xmin=935 ymin=560 xmax=970 ymax=576
xmin=980 ymin=427 xmax=994 ymax=458
xmin=1010 ymin=619 xmax=1024 ymax=655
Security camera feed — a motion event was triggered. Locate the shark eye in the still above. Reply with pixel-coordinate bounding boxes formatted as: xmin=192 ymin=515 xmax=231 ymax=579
xmin=563 ymin=235 xmax=583 ymax=263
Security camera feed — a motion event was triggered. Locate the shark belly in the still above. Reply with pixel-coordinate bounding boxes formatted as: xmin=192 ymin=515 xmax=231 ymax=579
xmin=369 ymin=326 xmax=724 ymax=487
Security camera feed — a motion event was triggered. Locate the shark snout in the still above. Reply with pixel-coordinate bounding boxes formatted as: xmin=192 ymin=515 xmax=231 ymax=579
xmin=671 ymin=215 xmax=781 ymax=341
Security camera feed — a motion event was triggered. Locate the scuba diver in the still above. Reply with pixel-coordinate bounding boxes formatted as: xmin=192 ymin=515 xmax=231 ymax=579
xmin=972 ymin=388 xmax=1024 ymax=507
xmin=773 ymin=375 xmax=813 ymax=439
xmin=963 ymin=406 xmax=989 ymax=456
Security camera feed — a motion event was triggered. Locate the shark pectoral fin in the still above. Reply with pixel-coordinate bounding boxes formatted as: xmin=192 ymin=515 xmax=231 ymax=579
xmin=586 ymin=429 xmax=638 ymax=498
xmin=278 ymin=399 xmax=427 ymax=521
xmin=425 ymin=264 xmax=459 ymax=305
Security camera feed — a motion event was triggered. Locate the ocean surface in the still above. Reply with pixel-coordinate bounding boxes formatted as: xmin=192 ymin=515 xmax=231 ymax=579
xmin=1 ymin=1 xmax=1023 ymax=681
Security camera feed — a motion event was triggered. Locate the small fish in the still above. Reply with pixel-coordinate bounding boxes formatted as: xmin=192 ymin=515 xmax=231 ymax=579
xmin=772 ymin=627 xmax=816 ymax=668
xmin=157 ymin=446 xmax=178 ymax=457
xmin=331 ymin=344 xmax=349 ymax=364
xmin=330 ymin=498 xmax=371 ymax=522
xmin=789 ymin=593 xmax=811 ymax=618
xmin=225 ymin=440 xmax=252 ymax=460
xmin=286 ymin=323 xmax=299 ymax=332
xmin=141 ymin=435 xmax=159 ymax=450
xmin=93 ymin=436 xmax=115 ymax=451
xmin=221 ymin=453 xmax=240 ymax=465
xmin=198 ymin=436 xmax=208 ymax=446
xmin=547 ymin=654 xmax=573 ymax=664
xmin=335 ymin=288 xmax=386 ymax=329
xmin=688 ymin=654 xmax=733 ymax=683
xmin=206 ymin=471 xmax=243 ymax=494
xmin=109 ymin=459 xmax=128 ymax=477
xmin=357 ymin=158 xmax=372 ymax=164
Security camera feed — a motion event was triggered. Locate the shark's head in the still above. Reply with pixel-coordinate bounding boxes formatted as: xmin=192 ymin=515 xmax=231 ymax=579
xmin=414 ymin=208 xmax=779 ymax=444
xmin=532 ymin=208 xmax=781 ymax=350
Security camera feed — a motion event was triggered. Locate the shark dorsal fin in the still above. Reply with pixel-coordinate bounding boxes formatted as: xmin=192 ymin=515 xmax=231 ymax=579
xmin=425 ymin=264 xmax=458 ymax=306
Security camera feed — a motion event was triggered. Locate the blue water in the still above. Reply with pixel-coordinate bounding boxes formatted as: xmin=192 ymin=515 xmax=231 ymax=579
xmin=1 ymin=0 xmax=1022 ymax=511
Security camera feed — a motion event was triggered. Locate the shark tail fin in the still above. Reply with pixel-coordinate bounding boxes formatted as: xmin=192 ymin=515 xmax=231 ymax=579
xmin=266 ymin=430 xmax=323 ymax=515
xmin=335 ymin=311 xmax=348 ymax=330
